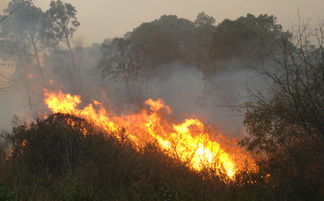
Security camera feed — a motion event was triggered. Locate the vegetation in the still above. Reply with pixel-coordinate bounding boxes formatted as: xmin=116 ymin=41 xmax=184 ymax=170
xmin=0 ymin=112 xmax=322 ymax=201
xmin=0 ymin=0 xmax=323 ymax=200
xmin=98 ymin=13 xmax=288 ymax=78
xmin=241 ymin=22 xmax=324 ymax=201
xmin=97 ymin=12 xmax=289 ymax=104
xmin=0 ymin=114 xmax=266 ymax=201
xmin=0 ymin=0 xmax=81 ymax=111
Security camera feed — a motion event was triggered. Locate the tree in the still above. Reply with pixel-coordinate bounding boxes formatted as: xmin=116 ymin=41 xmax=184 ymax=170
xmin=0 ymin=0 xmax=45 ymax=84
xmin=98 ymin=38 xmax=148 ymax=106
xmin=42 ymin=0 xmax=81 ymax=92
xmin=241 ymin=22 xmax=324 ymax=201
xmin=98 ymin=15 xmax=194 ymax=105
xmin=42 ymin=0 xmax=80 ymax=50
xmin=194 ymin=12 xmax=215 ymax=27
xmin=193 ymin=12 xmax=216 ymax=65
xmin=0 ymin=0 xmax=46 ymax=114
xmin=209 ymin=14 xmax=288 ymax=63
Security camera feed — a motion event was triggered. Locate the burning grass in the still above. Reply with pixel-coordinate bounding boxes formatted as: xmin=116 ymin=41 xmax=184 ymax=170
xmin=0 ymin=113 xmax=263 ymax=201
xmin=0 ymin=91 xmax=265 ymax=201
xmin=44 ymin=90 xmax=257 ymax=179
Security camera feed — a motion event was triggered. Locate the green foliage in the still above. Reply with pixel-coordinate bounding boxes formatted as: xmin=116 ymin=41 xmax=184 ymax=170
xmin=131 ymin=19 xmax=184 ymax=66
xmin=0 ymin=184 xmax=17 ymax=201
xmin=7 ymin=115 xmax=91 ymax=175
xmin=98 ymin=15 xmax=195 ymax=80
xmin=98 ymin=13 xmax=289 ymax=79
xmin=41 ymin=0 xmax=80 ymax=48
xmin=58 ymin=177 xmax=94 ymax=201
xmin=209 ymin=14 xmax=287 ymax=61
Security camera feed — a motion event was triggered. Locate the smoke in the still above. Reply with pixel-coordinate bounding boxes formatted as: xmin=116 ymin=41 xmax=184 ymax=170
xmin=0 ymin=66 xmax=34 ymax=130
xmin=0 ymin=89 xmax=28 ymax=130
xmin=0 ymin=42 xmax=269 ymax=138
xmin=93 ymin=59 xmax=268 ymax=137
xmin=143 ymin=61 xmax=267 ymax=137
xmin=0 ymin=1 xmax=271 ymax=137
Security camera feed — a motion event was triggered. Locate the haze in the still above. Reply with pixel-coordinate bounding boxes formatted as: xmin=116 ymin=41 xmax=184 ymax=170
xmin=1 ymin=0 xmax=323 ymax=45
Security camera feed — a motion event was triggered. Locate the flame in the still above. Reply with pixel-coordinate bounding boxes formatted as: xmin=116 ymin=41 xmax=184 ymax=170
xmin=44 ymin=90 xmax=256 ymax=179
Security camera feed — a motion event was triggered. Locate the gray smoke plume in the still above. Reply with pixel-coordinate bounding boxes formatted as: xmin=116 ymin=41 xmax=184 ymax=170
xmin=0 ymin=45 xmax=271 ymax=139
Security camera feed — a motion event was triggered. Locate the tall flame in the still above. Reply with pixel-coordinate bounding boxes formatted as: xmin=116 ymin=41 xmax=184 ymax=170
xmin=44 ymin=90 xmax=255 ymax=179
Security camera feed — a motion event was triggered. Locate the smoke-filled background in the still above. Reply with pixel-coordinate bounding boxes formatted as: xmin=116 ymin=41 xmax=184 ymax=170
xmin=0 ymin=0 xmax=322 ymax=136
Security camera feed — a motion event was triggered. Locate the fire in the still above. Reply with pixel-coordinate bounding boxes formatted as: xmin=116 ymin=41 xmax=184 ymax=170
xmin=44 ymin=90 xmax=256 ymax=179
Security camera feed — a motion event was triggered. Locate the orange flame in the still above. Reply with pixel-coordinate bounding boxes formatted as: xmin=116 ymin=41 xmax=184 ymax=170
xmin=44 ymin=90 xmax=256 ymax=179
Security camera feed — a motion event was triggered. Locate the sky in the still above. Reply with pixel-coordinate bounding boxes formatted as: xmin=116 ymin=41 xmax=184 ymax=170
xmin=1 ymin=0 xmax=324 ymax=45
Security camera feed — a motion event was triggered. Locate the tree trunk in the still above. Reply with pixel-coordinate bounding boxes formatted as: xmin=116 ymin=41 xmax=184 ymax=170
xmin=20 ymin=63 xmax=34 ymax=116
xmin=30 ymin=34 xmax=46 ymax=87
xmin=66 ymin=37 xmax=81 ymax=93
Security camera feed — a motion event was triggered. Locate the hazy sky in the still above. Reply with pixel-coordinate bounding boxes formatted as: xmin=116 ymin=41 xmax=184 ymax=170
xmin=1 ymin=0 xmax=324 ymax=45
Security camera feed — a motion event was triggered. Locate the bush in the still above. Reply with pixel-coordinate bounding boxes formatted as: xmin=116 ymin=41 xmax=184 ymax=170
xmin=0 ymin=114 xmax=231 ymax=201
xmin=0 ymin=184 xmax=17 ymax=201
